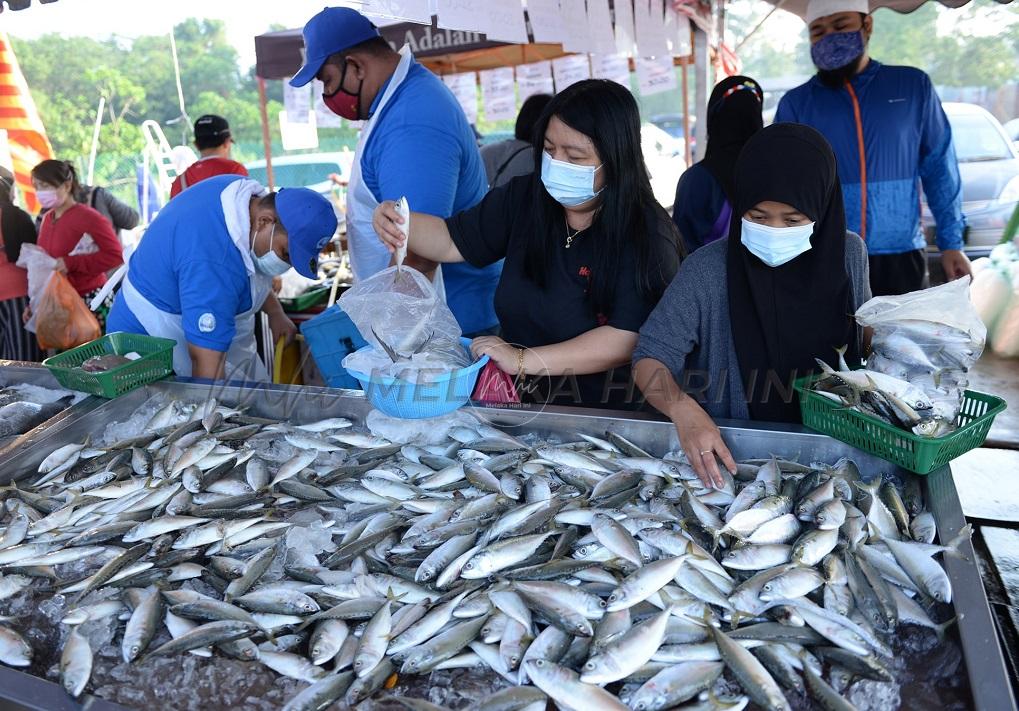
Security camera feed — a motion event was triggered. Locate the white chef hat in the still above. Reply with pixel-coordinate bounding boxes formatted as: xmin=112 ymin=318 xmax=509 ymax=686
xmin=805 ymin=0 xmax=870 ymax=24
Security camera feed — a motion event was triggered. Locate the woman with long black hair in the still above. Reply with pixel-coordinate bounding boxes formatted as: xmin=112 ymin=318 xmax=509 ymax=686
xmin=372 ymin=79 xmax=682 ymax=409
xmin=671 ymin=76 xmax=763 ymax=253
xmin=634 ymin=124 xmax=871 ymax=486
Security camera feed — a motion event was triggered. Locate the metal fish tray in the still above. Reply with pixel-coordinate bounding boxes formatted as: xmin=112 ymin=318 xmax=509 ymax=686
xmin=0 ymin=363 xmax=105 ymax=460
xmin=0 ymin=379 xmax=1012 ymax=711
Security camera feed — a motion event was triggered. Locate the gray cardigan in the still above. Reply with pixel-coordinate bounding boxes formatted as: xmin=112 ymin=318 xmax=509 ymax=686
xmin=633 ymin=234 xmax=871 ymax=420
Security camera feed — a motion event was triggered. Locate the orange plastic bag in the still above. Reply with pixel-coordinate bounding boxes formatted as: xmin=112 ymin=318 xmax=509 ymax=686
xmin=35 ymin=272 xmax=101 ymax=351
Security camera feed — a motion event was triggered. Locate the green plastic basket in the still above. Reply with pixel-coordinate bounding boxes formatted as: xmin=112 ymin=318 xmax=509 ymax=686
xmin=43 ymin=332 xmax=176 ymax=398
xmin=280 ymin=286 xmax=330 ymax=312
xmin=794 ymin=374 xmax=1006 ymax=475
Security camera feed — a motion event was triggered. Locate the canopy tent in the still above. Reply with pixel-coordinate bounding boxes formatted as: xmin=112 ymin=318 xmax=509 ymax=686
xmin=255 ymin=20 xmax=572 ymax=80
xmin=0 ymin=0 xmax=57 ymax=10
xmin=760 ymin=0 xmax=1012 ymax=19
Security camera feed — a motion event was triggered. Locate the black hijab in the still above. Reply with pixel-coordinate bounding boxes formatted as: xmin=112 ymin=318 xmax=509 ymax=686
xmin=701 ymin=75 xmax=763 ymax=201
xmin=726 ymin=123 xmax=859 ymax=423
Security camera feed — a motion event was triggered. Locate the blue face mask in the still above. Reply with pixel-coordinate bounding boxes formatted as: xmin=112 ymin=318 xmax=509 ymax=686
xmin=740 ymin=218 xmax=816 ymax=267
xmin=251 ymin=222 xmax=290 ymax=277
xmin=541 ymin=151 xmax=604 ymax=207
xmin=810 ymin=30 xmax=865 ymax=72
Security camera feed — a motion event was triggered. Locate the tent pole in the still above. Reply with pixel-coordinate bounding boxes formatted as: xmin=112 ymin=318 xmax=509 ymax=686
xmin=257 ymin=76 xmax=275 ymax=190
xmin=682 ymin=57 xmax=691 ymax=169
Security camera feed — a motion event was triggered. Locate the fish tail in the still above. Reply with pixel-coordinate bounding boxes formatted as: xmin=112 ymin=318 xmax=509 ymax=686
xmin=835 ymin=344 xmax=850 ymax=372
xmin=944 ymin=524 xmax=973 ymax=561
xmin=935 ymin=615 xmax=957 ymax=641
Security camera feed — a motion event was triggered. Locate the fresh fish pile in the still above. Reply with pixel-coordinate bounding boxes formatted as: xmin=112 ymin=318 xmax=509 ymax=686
xmin=0 ymin=396 xmax=965 ymax=711
xmin=851 ymin=280 xmax=987 ymax=438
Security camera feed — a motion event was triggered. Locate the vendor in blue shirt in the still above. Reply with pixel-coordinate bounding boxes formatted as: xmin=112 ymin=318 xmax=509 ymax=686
xmin=776 ymin=0 xmax=970 ymax=296
xmin=106 ymin=175 xmax=337 ymax=381
xmin=290 ymin=7 xmax=500 ymax=337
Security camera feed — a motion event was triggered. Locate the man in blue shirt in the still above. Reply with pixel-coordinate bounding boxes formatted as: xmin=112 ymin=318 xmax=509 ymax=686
xmin=106 ymin=175 xmax=337 ymax=381
xmin=776 ymin=0 xmax=970 ymax=296
xmin=290 ymin=7 xmax=500 ymax=336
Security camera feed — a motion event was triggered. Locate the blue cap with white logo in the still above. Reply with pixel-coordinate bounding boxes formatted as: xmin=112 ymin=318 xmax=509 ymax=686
xmin=276 ymin=188 xmax=338 ymax=279
xmin=290 ymin=7 xmax=382 ymax=88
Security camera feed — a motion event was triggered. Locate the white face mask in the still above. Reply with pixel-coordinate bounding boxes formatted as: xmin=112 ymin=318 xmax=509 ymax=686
xmin=740 ymin=217 xmax=815 ymax=267
xmin=540 ymin=151 xmax=604 ymax=207
xmin=251 ymin=222 xmax=290 ymax=277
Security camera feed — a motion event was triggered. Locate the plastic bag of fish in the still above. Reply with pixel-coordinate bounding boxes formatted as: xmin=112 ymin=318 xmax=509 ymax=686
xmin=853 ymin=277 xmax=987 ymax=436
xmin=0 ymin=397 xmax=966 ymax=711
xmin=339 ymin=263 xmax=469 ymax=383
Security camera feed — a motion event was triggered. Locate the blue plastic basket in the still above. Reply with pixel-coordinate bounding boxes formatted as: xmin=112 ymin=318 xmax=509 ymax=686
xmin=300 ymin=304 xmax=368 ymax=390
xmin=346 ymin=337 xmax=489 ymax=419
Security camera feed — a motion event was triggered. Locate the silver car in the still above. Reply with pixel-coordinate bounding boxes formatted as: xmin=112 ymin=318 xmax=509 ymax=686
xmin=924 ymin=102 xmax=1019 ymax=260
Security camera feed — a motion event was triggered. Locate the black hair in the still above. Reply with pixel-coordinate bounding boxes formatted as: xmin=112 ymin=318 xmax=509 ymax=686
xmin=31 ymin=160 xmax=80 ymax=195
xmin=195 ymin=133 xmax=230 ymax=151
xmin=527 ymin=79 xmax=680 ymax=317
xmin=258 ymin=192 xmax=277 ymax=210
xmin=326 ymin=35 xmax=394 ymax=66
xmin=515 ymin=93 xmax=553 ymax=142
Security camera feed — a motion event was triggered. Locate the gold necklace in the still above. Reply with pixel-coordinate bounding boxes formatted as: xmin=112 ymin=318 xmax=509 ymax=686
xmin=564 ymin=216 xmax=585 ymax=248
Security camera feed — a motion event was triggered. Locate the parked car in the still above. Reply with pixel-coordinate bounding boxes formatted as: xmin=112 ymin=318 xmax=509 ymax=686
xmin=923 ymin=103 xmax=1019 ymax=264
xmin=1004 ymin=117 xmax=1019 ymax=146
xmin=649 ymin=113 xmax=696 ymax=153
xmin=245 ymin=152 xmax=352 ymax=198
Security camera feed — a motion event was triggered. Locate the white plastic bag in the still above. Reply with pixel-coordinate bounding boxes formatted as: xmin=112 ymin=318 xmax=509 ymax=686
xmin=970 ymin=266 xmax=1012 ymax=334
xmin=992 ymin=271 xmax=1019 ymax=358
xmin=15 ymin=243 xmax=57 ymax=334
xmin=339 ymin=265 xmax=469 ymax=381
xmin=857 ymin=277 xmax=986 ymax=428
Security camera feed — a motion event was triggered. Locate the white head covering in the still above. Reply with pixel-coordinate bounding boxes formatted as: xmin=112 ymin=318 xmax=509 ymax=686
xmin=805 ymin=0 xmax=870 ymax=24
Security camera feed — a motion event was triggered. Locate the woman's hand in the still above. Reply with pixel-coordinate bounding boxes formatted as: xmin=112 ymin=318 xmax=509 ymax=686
xmin=372 ymin=201 xmax=406 ymax=255
xmin=471 ymin=336 xmax=521 ymax=375
xmin=22 ymin=305 xmax=31 ymax=324
xmin=670 ymin=399 xmax=737 ymax=489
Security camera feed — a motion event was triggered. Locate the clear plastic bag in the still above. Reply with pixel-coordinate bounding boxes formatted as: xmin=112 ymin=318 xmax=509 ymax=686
xmin=856 ymin=277 xmax=986 ymax=428
xmin=339 ymin=266 xmax=469 ymax=381
xmin=15 ymin=243 xmax=58 ymax=334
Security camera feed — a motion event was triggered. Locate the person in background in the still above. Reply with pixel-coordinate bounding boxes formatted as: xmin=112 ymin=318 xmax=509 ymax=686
xmin=775 ymin=0 xmax=968 ymax=296
xmin=76 ymin=182 xmax=139 ymax=239
xmin=169 ymin=115 xmax=248 ymax=199
xmin=672 ymin=76 xmax=763 ymax=253
xmin=481 ymin=93 xmax=554 ymax=189
xmin=29 ymin=160 xmax=123 ymax=330
xmin=291 ymin=7 xmax=500 ymax=338
xmin=0 ymin=167 xmax=43 ymax=361
xmin=373 ymin=80 xmax=682 ymax=409
xmin=634 ymin=124 xmax=871 ymax=486
xmin=107 ymin=175 xmax=336 ymax=381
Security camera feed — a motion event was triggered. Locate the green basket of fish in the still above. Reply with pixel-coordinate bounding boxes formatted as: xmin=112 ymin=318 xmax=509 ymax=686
xmin=43 ymin=332 xmax=176 ymax=399
xmin=795 ymin=374 xmax=1006 ymax=474
xmin=279 ymin=286 xmax=330 ymax=312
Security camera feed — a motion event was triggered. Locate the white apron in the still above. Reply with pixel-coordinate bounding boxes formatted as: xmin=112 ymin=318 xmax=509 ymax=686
xmin=121 ymin=179 xmax=274 ymax=381
xmin=346 ymin=45 xmax=444 ymax=297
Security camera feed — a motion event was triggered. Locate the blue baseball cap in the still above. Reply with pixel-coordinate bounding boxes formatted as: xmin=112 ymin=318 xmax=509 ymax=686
xmin=290 ymin=7 xmax=381 ymax=88
xmin=276 ymin=188 xmax=338 ymax=279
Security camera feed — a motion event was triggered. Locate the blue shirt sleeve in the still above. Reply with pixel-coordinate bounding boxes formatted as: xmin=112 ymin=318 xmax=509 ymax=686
xmin=369 ymin=123 xmax=464 ymax=218
xmin=917 ymin=75 xmax=965 ymax=251
xmin=178 ymin=258 xmax=248 ymax=352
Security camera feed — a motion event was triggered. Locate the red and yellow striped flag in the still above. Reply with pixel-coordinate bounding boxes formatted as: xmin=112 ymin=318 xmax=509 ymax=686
xmin=0 ymin=30 xmax=53 ymax=214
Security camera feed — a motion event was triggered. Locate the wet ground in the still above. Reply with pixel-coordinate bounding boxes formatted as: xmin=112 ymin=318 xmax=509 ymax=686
xmin=947 ymin=351 xmax=1019 ymax=700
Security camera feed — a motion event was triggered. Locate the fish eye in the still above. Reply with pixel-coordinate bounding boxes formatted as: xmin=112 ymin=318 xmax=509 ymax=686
xmin=608 ymin=594 xmax=618 ymax=602
xmin=584 ymin=661 xmax=596 ymax=670
xmin=535 ymin=659 xmax=545 ymax=667
xmin=465 ymin=562 xmax=474 ymax=569
xmin=599 ymin=600 xmax=606 ymax=608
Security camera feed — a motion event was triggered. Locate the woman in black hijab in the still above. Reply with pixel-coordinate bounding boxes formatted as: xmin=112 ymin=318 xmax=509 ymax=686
xmin=671 ymin=76 xmax=763 ymax=254
xmin=635 ymin=123 xmax=871 ymax=487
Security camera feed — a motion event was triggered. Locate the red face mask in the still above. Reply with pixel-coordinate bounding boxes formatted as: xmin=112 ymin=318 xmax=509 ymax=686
xmin=323 ymin=62 xmax=362 ymax=121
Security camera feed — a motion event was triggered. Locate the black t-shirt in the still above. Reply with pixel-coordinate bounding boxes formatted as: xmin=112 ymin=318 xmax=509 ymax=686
xmin=447 ymin=175 xmax=679 ymax=409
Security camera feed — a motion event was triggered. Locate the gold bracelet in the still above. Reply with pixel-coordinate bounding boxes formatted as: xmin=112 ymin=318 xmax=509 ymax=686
xmin=516 ymin=348 xmax=525 ymax=378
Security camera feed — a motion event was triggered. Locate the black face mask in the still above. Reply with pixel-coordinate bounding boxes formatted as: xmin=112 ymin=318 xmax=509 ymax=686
xmin=816 ymin=55 xmax=863 ymax=88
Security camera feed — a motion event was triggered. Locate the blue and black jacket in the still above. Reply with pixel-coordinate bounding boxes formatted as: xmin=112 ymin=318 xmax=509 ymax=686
xmin=776 ymin=61 xmax=964 ymax=255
